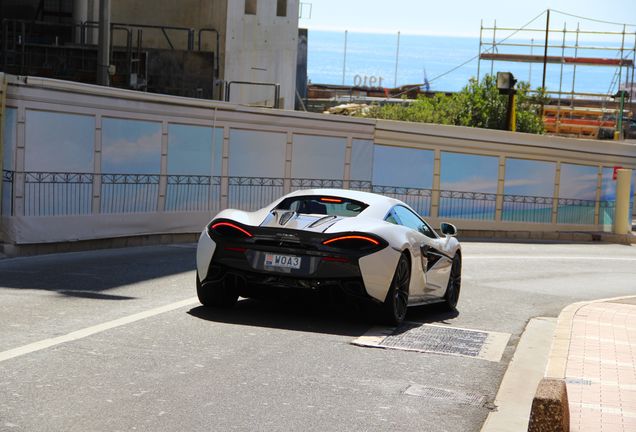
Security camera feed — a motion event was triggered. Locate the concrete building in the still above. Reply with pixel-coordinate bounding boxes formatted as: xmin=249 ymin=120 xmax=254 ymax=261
xmin=0 ymin=0 xmax=300 ymax=109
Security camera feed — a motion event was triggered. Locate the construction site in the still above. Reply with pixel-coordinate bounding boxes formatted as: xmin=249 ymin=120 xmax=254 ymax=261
xmin=478 ymin=9 xmax=635 ymax=140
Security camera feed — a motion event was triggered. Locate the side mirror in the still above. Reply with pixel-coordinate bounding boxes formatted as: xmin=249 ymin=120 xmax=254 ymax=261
xmin=440 ymin=222 xmax=457 ymax=237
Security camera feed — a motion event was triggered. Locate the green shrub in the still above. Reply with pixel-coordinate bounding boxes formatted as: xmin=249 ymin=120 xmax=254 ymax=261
xmin=357 ymin=75 xmax=545 ymax=134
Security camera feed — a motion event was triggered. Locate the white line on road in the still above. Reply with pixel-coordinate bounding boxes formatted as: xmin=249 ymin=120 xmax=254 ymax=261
xmin=0 ymin=297 xmax=199 ymax=363
xmin=464 ymin=256 xmax=636 ymax=261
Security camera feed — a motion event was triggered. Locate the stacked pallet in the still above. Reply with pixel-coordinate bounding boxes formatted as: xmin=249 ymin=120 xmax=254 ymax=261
xmin=542 ymin=105 xmax=620 ymax=139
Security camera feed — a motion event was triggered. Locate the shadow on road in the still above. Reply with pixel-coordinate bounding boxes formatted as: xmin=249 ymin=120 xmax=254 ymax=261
xmin=187 ymin=296 xmax=460 ymax=337
xmin=0 ymin=245 xmax=196 ymax=298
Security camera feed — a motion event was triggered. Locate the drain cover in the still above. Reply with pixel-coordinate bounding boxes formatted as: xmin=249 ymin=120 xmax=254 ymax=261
xmin=404 ymin=384 xmax=486 ymax=407
xmin=566 ymin=378 xmax=593 ymax=386
xmin=382 ymin=323 xmax=487 ymax=357
xmin=352 ymin=323 xmax=510 ymax=362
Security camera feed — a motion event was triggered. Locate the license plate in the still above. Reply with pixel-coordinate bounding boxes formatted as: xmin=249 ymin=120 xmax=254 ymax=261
xmin=264 ymin=254 xmax=302 ymax=269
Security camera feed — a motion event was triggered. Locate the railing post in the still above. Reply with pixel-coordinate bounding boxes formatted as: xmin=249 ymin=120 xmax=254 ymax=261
xmin=220 ymin=126 xmax=229 ymax=209
xmin=92 ymin=115 xmax=102 ymax=214
xmin=551 ymin=162 xmax=561 ymax=224
xmin=495 ymin=156 xmax=506 ymax=221
xmin=157 ymin=121 xmax=168 ymax=211
xmin=430 ymin=149 xmax=441 ymax=218
xmin=594 ymin=166 xmax=602 ymax=225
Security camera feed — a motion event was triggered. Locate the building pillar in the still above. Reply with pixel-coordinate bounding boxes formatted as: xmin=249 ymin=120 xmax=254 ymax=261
xmin=430 ymin=149 xmax=441 ymax=218
xmin=284 ymin=132 xmax=293 ymax=194
xmin=614 ymin=169 xmax=632 ymax=234
xmin=97 ymin=0 xmax=111 ymax=86
xmin=220 ymin=127 xmax=229 ymax=210
xmin=13 ymin=105 xmax=26 ymax=217
xmin=73 ymin=0 xmax=89 ymax=44
xmin=343 ymin=137 xmax=352 ymax=189
xmin=157 ymin=121 xmax=168 ymax=212
xmin=593 ymin=166 xmax=602 ymax=225
xmin=495 ymin=156 xmax=506 ymax=221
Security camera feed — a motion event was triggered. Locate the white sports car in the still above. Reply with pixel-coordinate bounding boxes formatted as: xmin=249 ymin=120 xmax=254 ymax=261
xmin=196 ymin=189 xmax=461 ymax=325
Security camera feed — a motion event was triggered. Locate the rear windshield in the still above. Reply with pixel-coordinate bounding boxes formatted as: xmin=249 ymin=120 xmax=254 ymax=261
xmin=275 ymin=195 xmax=368 ymax=217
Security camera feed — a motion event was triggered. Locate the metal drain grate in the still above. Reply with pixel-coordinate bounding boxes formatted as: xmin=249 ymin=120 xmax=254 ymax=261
xmin=381 ymin=323 xmax=488 ymax=357
xmin=404 ymin=384 xmax=486 ymax=407
xmin=566 ymin=378 xmax=593 ymax=386
xmin=351 ymin=323 xmax=511 ymax=362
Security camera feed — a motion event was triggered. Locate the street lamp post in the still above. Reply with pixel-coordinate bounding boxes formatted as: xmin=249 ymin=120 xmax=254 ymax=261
xmin=497 ymin=72 xmax=518 ymax=131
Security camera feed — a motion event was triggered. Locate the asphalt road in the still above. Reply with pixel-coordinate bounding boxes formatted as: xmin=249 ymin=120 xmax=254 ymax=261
xmin=1 ymin=241 xmax=636 ymax=432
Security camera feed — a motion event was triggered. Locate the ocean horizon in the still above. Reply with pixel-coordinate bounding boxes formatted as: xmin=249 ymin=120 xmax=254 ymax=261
xmin=306 ymin=30 xmax=630 ymax=96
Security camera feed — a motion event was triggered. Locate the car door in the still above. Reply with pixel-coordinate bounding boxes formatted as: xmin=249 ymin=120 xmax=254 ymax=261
xmin=392 ymin=206 xmax=451 ymax=298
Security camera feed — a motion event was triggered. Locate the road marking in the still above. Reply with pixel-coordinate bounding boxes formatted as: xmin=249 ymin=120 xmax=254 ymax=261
xmin=0 ymin=297 xmax=199 ymax=363
xmin=464 ymin=256 xmax=636 ymax=261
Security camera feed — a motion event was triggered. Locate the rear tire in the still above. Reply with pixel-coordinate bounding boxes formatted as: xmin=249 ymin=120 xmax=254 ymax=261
xmin=443 ymin=254 xmax=461 ymax=311
xmin=380 ymin=253 xmax=410 ymax=326
xmin=196 ymin=273 xmax=239 ymax=308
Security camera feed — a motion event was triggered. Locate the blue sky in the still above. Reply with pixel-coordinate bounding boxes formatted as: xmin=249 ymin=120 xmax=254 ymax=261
xmin=300 ymin=1 xmax=635 ymax=37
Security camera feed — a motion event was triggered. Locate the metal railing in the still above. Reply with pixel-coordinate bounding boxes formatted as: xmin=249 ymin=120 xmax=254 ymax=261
xmin=225 ymin=81 xmax=281 ymax=108
xmin=439 ymin=190 xmax=497 ymax=220
xmin=502 ymin=194 xmax=553 ymax=223
xmin=101 ymin=173 xmax=160 ymax=214
xmin=290 ymin=178 xmax=343 ymax=191
xmin=557 ymin=198 xmax=596 ymax=225
xmin=227 ymin=176 xmax=284 ymax=211
xmin=599 ymin=200 xmax=616 ymax=225
xmin=166 ymin=175 xmax=221 ymax=212
xmin=2 ymin=171 xmax=622 ymax=228
xmin=371 ymin=185 xmax=433 ymax=216
xmin=24 ymin=171 xmax=93 ymax=216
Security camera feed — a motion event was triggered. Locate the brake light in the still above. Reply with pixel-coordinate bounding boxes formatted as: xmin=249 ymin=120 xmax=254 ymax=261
xmin=320 ymin=197 xmax=342 ymax=203
xmin=321 ymin=256 xmax=350 ymax=263
xmin=225 ymin=246 xmax=247 ymax=253
xmin=323 ymin=235 xmax=379 ymax=246
xmin=322 ymin=235 xmax=380 ymax=249
xmin=209 ymin=221 xmax=253 ymax=238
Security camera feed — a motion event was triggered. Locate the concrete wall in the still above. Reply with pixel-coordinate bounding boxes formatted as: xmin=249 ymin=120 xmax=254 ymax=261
xmin=223 ymin=0 xmax=299 ymax=109
xmin=111 ymin=0 xmax=227 ymax=50
xmin=1 ymin=75 xmax=635 ymax=247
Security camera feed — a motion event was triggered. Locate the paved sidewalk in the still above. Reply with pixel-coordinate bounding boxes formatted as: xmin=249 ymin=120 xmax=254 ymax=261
xmin=548 ymin=297 xmax=636 ymax=432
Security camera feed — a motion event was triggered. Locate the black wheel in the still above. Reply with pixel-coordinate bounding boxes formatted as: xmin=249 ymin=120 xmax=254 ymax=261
xmin=196 ymin=273 xmax=239 ymax=308
xmin=443 ymin=254 xmax=462 ymax=311
xmin=381 ymin=253 xmax=410 ymax=326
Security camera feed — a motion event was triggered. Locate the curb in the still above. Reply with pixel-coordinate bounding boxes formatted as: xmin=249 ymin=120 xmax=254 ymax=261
xmin=545 ymin=294 xmax=636 ymax=379
xmin=527 ymin=294 xmax=636 ymax=431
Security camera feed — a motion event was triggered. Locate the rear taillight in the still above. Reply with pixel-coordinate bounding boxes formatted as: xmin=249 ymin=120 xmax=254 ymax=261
xmin=208 ymin=221 xmax=252 ymax=238
xmin=322 ymin=235 xmax=381 ymax=250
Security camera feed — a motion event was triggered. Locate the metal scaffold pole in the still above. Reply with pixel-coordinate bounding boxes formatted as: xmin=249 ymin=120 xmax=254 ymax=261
xmin=477 ymin=20 xmax=483 ymax=81
xmin=541 ymin=9 xmax=550 ymax=92
xmin=556 ymin=23 xmax=567 ymax=135
xmin=490 ymin=20 xmax=496 ymax=76
xmin=570 ymin=23 xmax=580 ymax=107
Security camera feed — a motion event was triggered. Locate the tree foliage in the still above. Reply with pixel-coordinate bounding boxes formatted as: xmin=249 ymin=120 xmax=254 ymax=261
xmin=358 ymin=75 xmax=545 ymax=134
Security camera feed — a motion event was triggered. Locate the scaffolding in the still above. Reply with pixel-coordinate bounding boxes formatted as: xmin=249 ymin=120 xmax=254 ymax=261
xmin=476 ymin=10 xmax=636 ymax=139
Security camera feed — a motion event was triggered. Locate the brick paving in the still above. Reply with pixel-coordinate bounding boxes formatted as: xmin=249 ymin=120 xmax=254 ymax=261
xmin=565 ymin=301 xmax=636 ymax=432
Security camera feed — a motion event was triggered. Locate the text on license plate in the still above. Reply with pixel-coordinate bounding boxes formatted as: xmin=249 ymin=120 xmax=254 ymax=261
xmin=264 ymin=254 xmax=301 ymax=269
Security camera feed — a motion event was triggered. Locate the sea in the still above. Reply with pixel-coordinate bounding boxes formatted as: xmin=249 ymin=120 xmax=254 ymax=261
xmin=306 ymin=30 xmax=632 ymax=96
